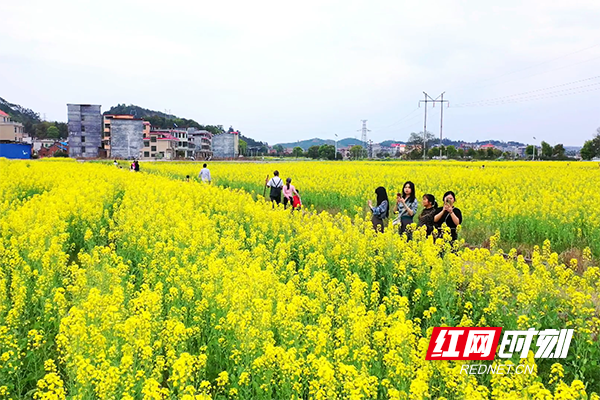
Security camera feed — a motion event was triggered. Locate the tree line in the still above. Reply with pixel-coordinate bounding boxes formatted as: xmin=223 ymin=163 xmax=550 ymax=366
xmin=580 ymin=128 xmax=600 ymax=160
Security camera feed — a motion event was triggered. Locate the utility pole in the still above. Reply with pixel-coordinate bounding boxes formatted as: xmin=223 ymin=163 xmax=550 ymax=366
xmin=358 ymin=120 xmax=370 ymax=159
xmin=419 ymin=92 xmax=449 ymax=159
xmin=334 ymin=134 xmax=338 ymax=159
xmin=438 ymin=92 xmax=449 ymax=158
xmin=419 ymin=93 xmax=429 ymax=159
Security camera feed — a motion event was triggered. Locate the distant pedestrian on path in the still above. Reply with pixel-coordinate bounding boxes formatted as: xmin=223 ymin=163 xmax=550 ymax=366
xmin=368 ymin=186 xmax=389 ymax=233
xmin=199 ymin=163 xmax=211 ymax=183
xmin=113 ymin=159 xmax=118 ymax=167
xmin=282 ymin=178 xmax=300 ymax=210
xmin=266 ymin=170 xmax=283 ymax=208
xmin=134 ymin=160 xmax=140 ymax=172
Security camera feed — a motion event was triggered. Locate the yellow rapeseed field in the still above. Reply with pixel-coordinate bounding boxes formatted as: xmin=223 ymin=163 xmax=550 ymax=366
xmin=142 ymin=160 xmax=600 ymax=257
xmin=0 ymin=159 xmax=598 ymax=399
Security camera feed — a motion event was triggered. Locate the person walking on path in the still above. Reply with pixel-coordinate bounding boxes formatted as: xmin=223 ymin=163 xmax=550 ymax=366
xmin=392 ymin=181 xmax=418 ymax=239
xmin=292 ymin=189 xmax=302 ymax=212
xmin=282 ymin=178 xmax=300 ymax=210
xmin=266 ymin=171 xmax=284 ymax=208
xmin=199 ymin=163 xmax=212 ymax=183
xmin=368 ymin=186 xmax=389 ymax=233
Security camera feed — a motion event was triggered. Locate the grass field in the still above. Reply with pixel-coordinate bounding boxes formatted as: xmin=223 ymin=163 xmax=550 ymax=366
xmin=0 ymin=159 xmax=598 ymax=399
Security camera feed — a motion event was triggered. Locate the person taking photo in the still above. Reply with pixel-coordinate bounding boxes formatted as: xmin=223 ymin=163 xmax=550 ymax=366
xmin=434 ymin=190 xmax=463 ymax=242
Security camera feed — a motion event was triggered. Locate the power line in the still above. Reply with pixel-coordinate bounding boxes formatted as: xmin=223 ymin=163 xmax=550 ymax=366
xmin=454 ymin=85 xmax=600 ymax=108
xmin=370 ymin=108 xmax=420 ymax=130
xmin=455 ymin=76 xmax=600 ymax=106
xmin=447 ymin=43 xmax=600 ymax=94
xmin=478 ymin=53 xmax=600 ymax=89
xmin=476 ymin=43 xmax=600 ymax=84
xmin=372 ymin=113 xmax=422 ymax=135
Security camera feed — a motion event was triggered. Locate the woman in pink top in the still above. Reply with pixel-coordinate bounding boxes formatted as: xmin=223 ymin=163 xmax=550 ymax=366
xmin=282 ymin=178 xmax=300 ymax=210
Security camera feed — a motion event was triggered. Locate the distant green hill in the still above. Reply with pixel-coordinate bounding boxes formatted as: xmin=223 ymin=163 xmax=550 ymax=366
xmin=337 ymin=138 xmax=365 ymax=147
xmin=104 ymin=104 xmax=175 ymax=119
xmin=276 ymin=137 xmax=367 ymax=150
xmin=0 ymin=96 xmax=42 ymax=133
xmin=0 ymin=96 xmax=69 ymax=138
xmin=105 ymin=104 xmax=265 ymax=145
xmin=380 ymin=140 xmax=406 ymax=147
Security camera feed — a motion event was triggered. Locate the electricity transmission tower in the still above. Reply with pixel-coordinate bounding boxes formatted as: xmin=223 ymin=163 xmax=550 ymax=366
xmin=419 ymin=92 xmax=449 ymax=159
xmin=358 ymin=120 xmax=370 ymax=159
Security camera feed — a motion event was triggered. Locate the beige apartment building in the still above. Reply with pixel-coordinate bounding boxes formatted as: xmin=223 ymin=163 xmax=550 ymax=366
xmin=141 ymin=130 xmax=178 ymax=160
xmin=0 ymin=110 xmax=25 ymax=142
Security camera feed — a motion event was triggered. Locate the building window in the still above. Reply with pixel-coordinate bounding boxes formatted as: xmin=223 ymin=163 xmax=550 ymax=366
xmin=144 ymin=141 xmax=150 ymax=147
xmin=81 ymin=125 xmax=85 ymax=132
xmin=81 ymin=116 xmax=85 ymax=121
xmin=151 ymin=153 xmax=155 ymax=157
xmin=151 ymin=146 xmax=156 ymax=151
xmin=81 ymin=147 xmax=85 ymax=154
xmin=81 ymin=136 xmax=86 ymax=142
xmin=104 ymin=124 xmax=110 ymax=129
xmin=151 ymin=136 xmax=157 ymax=143
xmin=14 ymin=127 xmax=17 ymax=133
xmin=144 ymin=151 xmax=149 ymax=157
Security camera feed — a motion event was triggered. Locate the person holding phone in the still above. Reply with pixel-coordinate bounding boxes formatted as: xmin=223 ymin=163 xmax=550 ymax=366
xmin=433 ymin=191 xmax=463 ymax=241
xmin=393 ymin=181 xmax=418 ymax=239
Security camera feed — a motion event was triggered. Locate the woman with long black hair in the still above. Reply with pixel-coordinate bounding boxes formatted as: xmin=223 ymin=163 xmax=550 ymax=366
xmin=434 ymin=190 xmax=463 ymax=241
xmin=418 ymin=194 xmax=438 ymax=236
xmin=368 ymin=186 xmax=389 ymax=233
xmin=393 ymin=181 xmax=418 ymax=239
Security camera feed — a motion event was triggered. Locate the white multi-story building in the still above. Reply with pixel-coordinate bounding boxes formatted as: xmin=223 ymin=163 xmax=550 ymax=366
xmin=187 ymin=128 xmax=212 ymax=159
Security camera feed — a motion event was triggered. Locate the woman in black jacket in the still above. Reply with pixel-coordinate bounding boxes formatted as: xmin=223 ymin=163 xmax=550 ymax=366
xmin=434 ymin=191 xmax=463 ymax=241
xmin=368 ymin=186 xmax=389 ymax=233
xmin=418 ymin=194 xmax=437 ymax=236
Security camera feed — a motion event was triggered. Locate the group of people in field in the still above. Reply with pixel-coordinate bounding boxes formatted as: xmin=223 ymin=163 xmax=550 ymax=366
xmin=264 ymin=170 xmax=462 ymax=241
xmin=114 ymin=162 xmax=461 ymax=239
xmin=113 ymin=159 xmax=140 ymax=172
xmin=368 ymin=182 xmax=463 ymax=241
xmin=265 ymin=170 xmax=303 ymax=212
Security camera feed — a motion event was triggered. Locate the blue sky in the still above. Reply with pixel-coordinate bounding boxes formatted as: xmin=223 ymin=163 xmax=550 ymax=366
xmin=1 ymin=0 xmax=599 ymax=146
